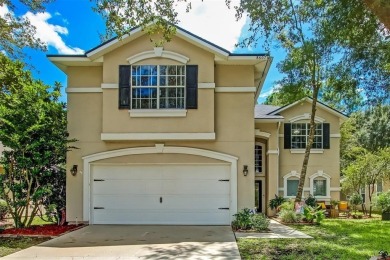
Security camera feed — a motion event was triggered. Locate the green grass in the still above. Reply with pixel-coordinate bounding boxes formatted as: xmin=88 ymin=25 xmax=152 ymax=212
xmin=0 ymin=237 xmax=50 ymax=257
xmin=237 ymin=218 xmax=390 ymax=260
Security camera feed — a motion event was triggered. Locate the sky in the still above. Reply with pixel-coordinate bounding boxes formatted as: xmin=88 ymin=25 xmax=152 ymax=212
xmin=2 ymin=0 xmax=287 ymax=103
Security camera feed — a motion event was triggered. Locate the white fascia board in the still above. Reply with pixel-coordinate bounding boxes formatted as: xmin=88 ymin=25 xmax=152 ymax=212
xmin=255 ymin=56 xmax=273 ymax=100
xmin=255 ymin=118 xmax=284 ymax=123
xmin=101 ymin=132 xmax=216 ymax=141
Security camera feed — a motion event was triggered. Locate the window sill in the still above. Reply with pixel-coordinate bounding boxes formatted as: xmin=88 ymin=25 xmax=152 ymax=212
xmin=290 ymin=149 xmax=324 ymax=154
xmin=129 ymin=109 xmax=187 ymax=118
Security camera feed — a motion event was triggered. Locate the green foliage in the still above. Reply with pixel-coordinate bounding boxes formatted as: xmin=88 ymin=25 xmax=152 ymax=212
xmin=303 ymin=206 xmax=325 ymax=224
xmin=250 ymin=214 xmax=270 ymax=232
xmin=376 ymin=190 xmax=390 ymax=213
xmin=304 ymin=194 xmax=317 ymax=208
xmin=232 ymin=208 xmax=270 ymax=231
xmin=0 ymin=54 xmax=75 ymax=227
xmin=232 ymin=208 xmax=252 ymax=230
xmin=349 ymin=193 xmax=363 ymax=213
xmin=0 ymin=199 xmax=9 ymax=220
xmin=268 ymin=195 xmax=286 ymax=210
xmin=237 ymin=218 xmax=389 ymax=259
xmin=330 ymin=200 xmax=339 ymax=209
xmin=279 ymin=209 xmax=301 ymax=223
xmin=279 ymin=200 xmax=294 ymax=211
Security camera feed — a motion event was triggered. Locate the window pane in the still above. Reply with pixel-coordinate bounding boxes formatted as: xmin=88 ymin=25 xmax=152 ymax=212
xmin=314 ymin=179 xmax=326 ymax=196
xmin=255 ymin=145 xmax=263 ymax=173
xmin=287 ymin=180 xmax=299 ymax=196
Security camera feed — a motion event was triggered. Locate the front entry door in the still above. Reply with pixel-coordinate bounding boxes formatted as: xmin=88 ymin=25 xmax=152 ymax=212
xmin=255 ymin=180 xmax=263 ymax=213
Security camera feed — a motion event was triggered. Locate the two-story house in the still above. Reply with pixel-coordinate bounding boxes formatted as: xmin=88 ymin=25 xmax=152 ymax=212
xmin=48 ymin=26 xmax=345 ymax=225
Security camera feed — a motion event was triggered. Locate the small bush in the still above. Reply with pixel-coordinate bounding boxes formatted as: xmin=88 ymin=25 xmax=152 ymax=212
xmin=303 ymin=206 xmax=325 ymax=224
xmin=349 ymin=193 xmax=363 ymax=213
xmin=376 ymin=190 xmax=390 ymax=213
xmin=279 ymin=200 xmax=295 ymax=211
xmin=232 ymin=208 xmax=270 ymax=231
xmin=305 ymin=194 xmax=317 ymax=207
xmin=0 ymin=199 xmax=9 ymax=220
xmin=269 ymin=195 xmax=286 ymax=210
xmin=251 ymin=214 xmax=270 ymax=231
xmin=232 ymin=208 xmax=252 ymax=230
xmin=279 ymin=209 xmax=301 ymax=223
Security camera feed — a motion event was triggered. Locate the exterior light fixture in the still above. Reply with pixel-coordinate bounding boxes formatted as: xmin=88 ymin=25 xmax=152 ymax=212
xmin=243 ymin=165 xmax=249 ymax=176
xmin=70 ymin=165 xmax=78 ymax=176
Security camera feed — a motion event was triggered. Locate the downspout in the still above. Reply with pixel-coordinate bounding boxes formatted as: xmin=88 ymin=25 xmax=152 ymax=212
xmin=276 ymin=121 xmax=281 ymax=195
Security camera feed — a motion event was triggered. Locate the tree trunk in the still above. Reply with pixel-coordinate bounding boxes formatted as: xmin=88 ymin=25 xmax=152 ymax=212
xmin=295 ymin=85 xmax=320 ymax=203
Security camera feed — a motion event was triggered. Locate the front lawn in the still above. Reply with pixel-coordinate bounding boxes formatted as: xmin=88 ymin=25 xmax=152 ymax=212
xmin=0 ymin=237 xmax=50 ymax=257
xmin=238 ymin=218 xmax=390 ymax=259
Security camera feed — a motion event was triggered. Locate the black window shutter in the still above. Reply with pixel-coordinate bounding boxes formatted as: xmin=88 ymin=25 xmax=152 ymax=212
xmin=186 ymin=65 xmax=198 ymax=109
xmin=284 ymin=123 xmax=291 ymax=149
xmin=118 ymin=65 xmax=131 ymax=109
xmin=323 ymin=123 xmax=330 ymax=149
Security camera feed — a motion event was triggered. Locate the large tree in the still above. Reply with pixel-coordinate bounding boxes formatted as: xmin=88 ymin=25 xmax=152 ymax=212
xmin=0 ymin=54 xmax=71 ymax=227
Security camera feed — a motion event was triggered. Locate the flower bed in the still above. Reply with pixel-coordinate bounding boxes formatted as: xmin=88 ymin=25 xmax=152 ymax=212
xmin=1 ymin=224 xmax=85 ymax=237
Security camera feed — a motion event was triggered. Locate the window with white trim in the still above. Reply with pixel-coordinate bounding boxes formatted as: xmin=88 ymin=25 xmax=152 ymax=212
xmin=377 ymin=181 xmax=383 ymax=196
xmin=291 ymin=123 xmax=323 ymax=149
xmin=255 ymin=143 xmax=265 ymax=174
xmin=360 ymin=187 xmax=366 ymax=203
xmin=287 ymin=179 xmax=299 ymax=197
xmin=313 ymin=178 xmax=326 ymax=196
xmin=131 ymin=65 xmax=186 ymax=109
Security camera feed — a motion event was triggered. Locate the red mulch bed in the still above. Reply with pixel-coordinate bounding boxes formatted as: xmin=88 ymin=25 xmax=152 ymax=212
xmin=1 ymin=224 xmax=85 ymax=237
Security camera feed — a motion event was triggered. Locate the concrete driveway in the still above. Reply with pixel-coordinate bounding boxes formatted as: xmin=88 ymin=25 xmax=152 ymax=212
xmin=3 ymin=225 xmax=241 ymax=260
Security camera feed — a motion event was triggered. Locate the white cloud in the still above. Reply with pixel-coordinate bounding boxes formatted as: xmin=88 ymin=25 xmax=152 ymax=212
xmin=175 ymin=0 xmax=246 ymax=52
xmin=259 ymin=84 xmax=280 ymax=98
xmin=23 ymin=11 xmax=83 ymax=54
xmin=0 ymin=4 xmax=11 ymax=18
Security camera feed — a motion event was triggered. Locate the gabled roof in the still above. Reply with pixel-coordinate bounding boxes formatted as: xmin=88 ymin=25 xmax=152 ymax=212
xmin=255 ymin=104 xmax=284 ymax=120
xmin=268 ymin=97 xmax=348 ymax=120
xmin=47 ymin=24 xmax=272 ymax=100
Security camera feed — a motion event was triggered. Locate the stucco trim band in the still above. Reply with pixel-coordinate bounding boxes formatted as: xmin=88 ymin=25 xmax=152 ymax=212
xmin=66 ymin=88 xmax=103 ymax=93
xmin=129 ymin=109 xmax=187 ymax=118
xmin=127 ymin=49 xmax=190 ymax=64
xmin=290 ymin=149 xmax=324 ymax=154
xmin=215 ymin=87 xmax=256 ymax=93
xmin=100 ymin=132 xmax=216 ymax=141
xmin=101 ymin=83 xmax=118 ymax=89
xmin=82 ymin=144 xmax=238 ymax=223
xmin=198 ymin=83 xmax=215 ymax=89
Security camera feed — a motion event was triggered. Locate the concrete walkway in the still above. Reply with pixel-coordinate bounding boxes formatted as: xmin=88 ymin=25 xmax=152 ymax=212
xmin=235 ymin=219 xmax=313 ymax=239
xmin=3 ymin=225 xmax=241 ymax=260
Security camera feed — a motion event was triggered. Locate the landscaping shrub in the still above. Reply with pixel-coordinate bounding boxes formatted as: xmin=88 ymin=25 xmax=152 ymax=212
xmin=0 ymin=199 xmax=9 ymax=220
xmin=305 ymin=194 xmax=317 ymax=207
xmin=269 ymin=195 xmax=286 ymax=210
xmin=250 ymin=214 xmax=270 ymax=231
xmin=349 ymin=193 xmax=363 ymax=213
xmin=303 ymin=206 xmax=325 ymax=224
xmin=279 ymin=209 xmax=301 ymax=223
xmin=232 ymin=208 xmax=270 ymax=231
xmin=232 ymin=208 xmax=252 ymax=230
xmin=279 ymin=200 xmax=295 ymax=211
xmin=376 ymin=190 xmax=390 ymax=213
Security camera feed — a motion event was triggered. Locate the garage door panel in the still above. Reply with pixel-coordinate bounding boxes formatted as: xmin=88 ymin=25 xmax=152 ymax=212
xmin=93 ymin=166 xmax=162 ymax=180
xmin=162 ymin=195 xmax=229 ymax=210
xmin=93 ymin=195 xmax=162 ymax=209
xmin=93 ymin=209 xmax=230 ymax=225
xmin=93 ymin=180 xmax=161 ymax=195
xmin=161 ymin=166 xmax=229 ymax=180
xmin=162 ymin=181 xmax=229 ymax=195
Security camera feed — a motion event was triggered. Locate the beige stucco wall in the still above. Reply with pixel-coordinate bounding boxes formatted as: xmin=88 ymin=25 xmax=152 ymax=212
xmin=65 ymin=34 xmax=257 ymax=222
xmin=67 ymin=67 xmax=103 ymax=87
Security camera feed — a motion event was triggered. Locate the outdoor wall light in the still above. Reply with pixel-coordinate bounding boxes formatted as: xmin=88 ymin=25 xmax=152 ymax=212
xmin=70 ymin=165 xmax=78 ymax=176
xmin=243 ymin=165 xmax=249 ymax=176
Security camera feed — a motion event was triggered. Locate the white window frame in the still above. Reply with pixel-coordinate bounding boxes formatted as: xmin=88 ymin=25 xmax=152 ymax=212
xmin=309 ymin=171 xmax=331 ymax=200
xmin=255 ymin=142 xmax=265 ymax=174
xmin=131 ymin=65 xmax=186 ymax=110
xmin=283 ymin=171 xmax=301 ymax=198
xmin=376 ymin=180 xmax=383 ymax=196
xmin=291 ymin=122 xmax=323 ymax=149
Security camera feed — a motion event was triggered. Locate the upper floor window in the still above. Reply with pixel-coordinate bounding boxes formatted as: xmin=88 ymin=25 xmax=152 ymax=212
xmin=131 ymin=65 xmax=186 ymax=109
xmin=291 ymin=123 xmax=323 ymax=149
xmin=284 ymin=122 xmax=330 ymax=149
xmin=118 ymin=64 xmax=198 ymax=110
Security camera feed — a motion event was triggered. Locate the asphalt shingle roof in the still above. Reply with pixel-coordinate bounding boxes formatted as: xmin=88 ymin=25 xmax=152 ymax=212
xmin=254 ymin=105 xmax=284 ymax=119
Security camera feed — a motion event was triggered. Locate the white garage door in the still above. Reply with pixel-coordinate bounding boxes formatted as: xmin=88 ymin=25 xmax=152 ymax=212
xmin=91 ymin=164 xmax=231 ymax=225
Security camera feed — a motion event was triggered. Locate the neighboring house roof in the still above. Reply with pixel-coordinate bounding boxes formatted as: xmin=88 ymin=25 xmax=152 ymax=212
xmin=267 ymin=97 xmax=348 ymax=120
xmin=47 ymin=24 xmax=272 ymax=100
